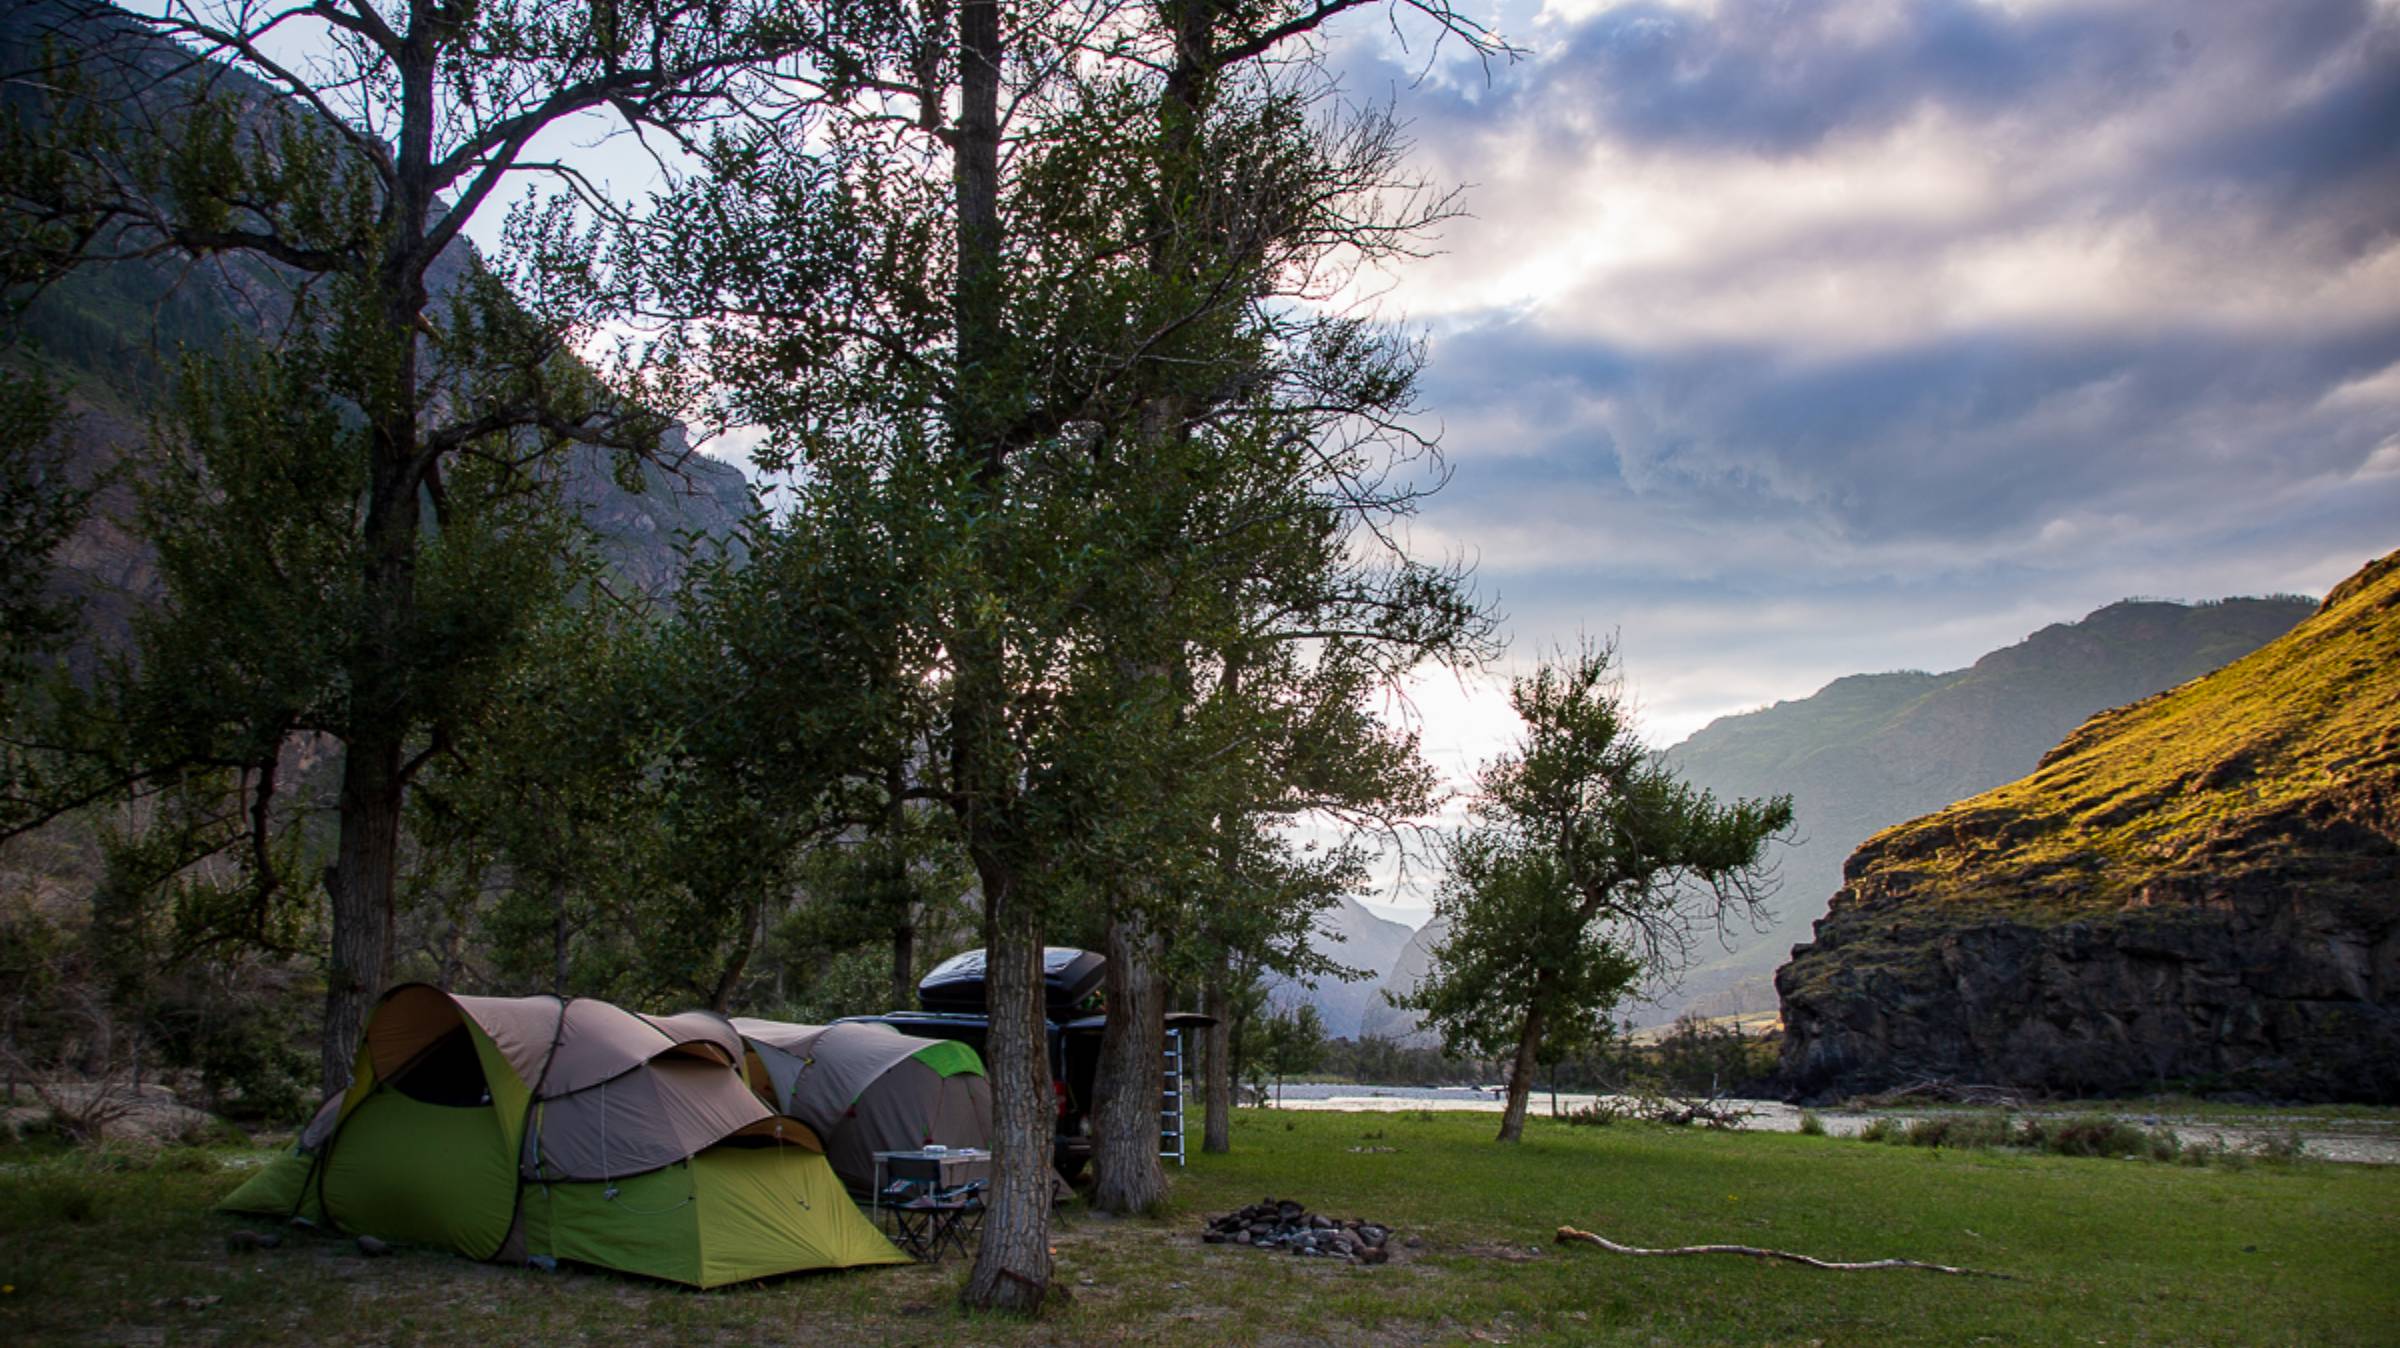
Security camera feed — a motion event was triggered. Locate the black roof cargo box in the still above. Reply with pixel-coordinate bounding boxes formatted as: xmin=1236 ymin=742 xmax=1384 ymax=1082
xmin=917 ymin=946 xmax=1106 ymax=1016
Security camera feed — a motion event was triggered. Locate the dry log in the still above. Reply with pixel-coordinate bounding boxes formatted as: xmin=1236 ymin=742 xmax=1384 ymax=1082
xmin=1554 ymin=1226 xmax=2011 ymax=1279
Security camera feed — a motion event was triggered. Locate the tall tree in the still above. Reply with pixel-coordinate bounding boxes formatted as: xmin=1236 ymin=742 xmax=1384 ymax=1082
xmin=1398 ymin=645 xmax=1794 ymax=1143
xmin=1 ymin=0 xmax=821 ymax=1091
xmin=637 ymin=0 xmax=1504 ymax=1310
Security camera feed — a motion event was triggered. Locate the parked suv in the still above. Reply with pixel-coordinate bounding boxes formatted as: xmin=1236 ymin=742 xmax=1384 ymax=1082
xmin=838 ymin=946 xmax=1207 ymax=1180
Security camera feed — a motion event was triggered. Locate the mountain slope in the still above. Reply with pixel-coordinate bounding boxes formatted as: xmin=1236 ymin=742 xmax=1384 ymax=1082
xmin=1639 ymin=596 xmax=2315 ymax=1026
xmin=1263 ymin=895 xmax=1416 ymax=1038
xmin=1358 ymin=915 xmax=1445 ymax=1045
xmin=1778 ymin=551 xmax=2400 ymax=1101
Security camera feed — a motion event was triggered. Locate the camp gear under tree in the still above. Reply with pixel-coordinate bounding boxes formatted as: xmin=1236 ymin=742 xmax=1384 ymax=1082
xmin=1397 ymin=644 xmax=1795 ymax=1143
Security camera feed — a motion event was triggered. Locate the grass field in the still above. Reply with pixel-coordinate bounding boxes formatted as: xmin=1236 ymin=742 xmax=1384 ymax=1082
xmin=4 ymin=1108 xmax=2395 ymax=1346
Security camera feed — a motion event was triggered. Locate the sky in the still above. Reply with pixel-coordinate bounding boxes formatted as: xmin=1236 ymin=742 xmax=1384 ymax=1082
xmin=1323 ymin=0 xmax=2400 ymax=795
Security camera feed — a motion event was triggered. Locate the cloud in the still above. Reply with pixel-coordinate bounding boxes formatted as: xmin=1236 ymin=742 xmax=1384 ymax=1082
xmin=1306 ymin=0 xmax=2400 ymax=768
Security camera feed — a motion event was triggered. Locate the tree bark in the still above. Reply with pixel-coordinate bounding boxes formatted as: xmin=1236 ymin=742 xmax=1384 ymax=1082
xmin=320 ymin=24 xmax=434 ymax=1096
xmin=891 ymin=916 xmax=916 ymax=1011
xmin=950 ymin=0 xmax=1052 ymax=1314
xmin=961 ymin=863 xmax=1055 ymax=1312
xmin=1201 ymin=961 xmax=1232 ymax=1153
xmin=551 ymin=877 xmax=571 ymax=995
xmin=320 ymin=430 xmax=417 ymax=1095
xmin=1089 ymin=907 xmax=1167 ymax=1213
xmin=321 ymin=729 xmax=402 ymax=1095
xmin=1496 ymin=978 xmax=1550 ymax=1144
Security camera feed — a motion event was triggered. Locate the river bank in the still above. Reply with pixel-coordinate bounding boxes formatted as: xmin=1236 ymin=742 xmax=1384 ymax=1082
xmin=1255 ymin=1083 xmax=2400 ymax=1164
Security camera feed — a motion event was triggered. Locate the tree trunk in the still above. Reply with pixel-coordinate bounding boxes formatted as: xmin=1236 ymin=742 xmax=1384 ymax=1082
xmin=1090 ymin=907 xmax=1167 ymax=1213
xmin=886 ymin=761 xmax=915 ymax=1009
xmin=1497 ymin=991 xmax=1549 ymax=1144
xmin=961 ymin=863 xmax=1054 ymax=1312
xmin=552 ymin=879 xmax=571 ymax=996
xmin=1201 ymin=963 xmax=1232 ymax=1153
xmin=706 ymin=898 xmax=757 ymax=1014
xmin=322 ymin=722 xmax=404 ymax=1096
xmin=320 ymin=126 xmax=428 ymax=1092
xmin=951 ymin=0 xmax=1052 ymax=1314
xmin=891 ymin=917 xmax=916 ymax=1011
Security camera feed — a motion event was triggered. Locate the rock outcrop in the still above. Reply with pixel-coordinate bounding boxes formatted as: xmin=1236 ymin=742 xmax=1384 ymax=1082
xmin=1778 ymin=551 xmax=2400 ymax=1102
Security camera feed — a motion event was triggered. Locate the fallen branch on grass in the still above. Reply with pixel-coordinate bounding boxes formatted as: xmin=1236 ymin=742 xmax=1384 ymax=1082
xmin=1554 ymin=1225 xmax=2013 ymax=1279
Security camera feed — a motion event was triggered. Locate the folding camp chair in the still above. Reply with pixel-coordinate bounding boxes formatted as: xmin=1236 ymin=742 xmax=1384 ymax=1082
xmin=884 ymin=1179 xmax=986 ymax=1262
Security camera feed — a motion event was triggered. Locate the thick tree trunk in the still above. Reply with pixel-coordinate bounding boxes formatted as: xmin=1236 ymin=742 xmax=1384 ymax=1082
xmin=950 ymin=0 xmax=1053 ymax=1314
xmin=1090 ymin=907 xmax=1167 ymax=1213
xmin=320 ymin=431 xmax=417 ymax=1095
xmin=707 ymin=901 xmax=756 ymax=1014
xmin=322 ymin=729 xmax=402 ymax=1095
xmin=962 ymin=865 xmax=1054 ymax=1312
xmin=1497 ymin=988 xmax=1549 ymax=1144
xmin=1201 ymin=963 xmax=1232 ymax=1153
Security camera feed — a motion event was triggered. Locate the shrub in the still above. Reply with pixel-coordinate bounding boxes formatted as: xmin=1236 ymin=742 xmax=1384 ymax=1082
xmin=2022 ymin=1115 xmax=2154 ymax=1158
xmin=2252 ymin=1130 xmax=2306 ymax=1164
xmin=1857 ymin=1117 xmax=1904 ymax=1144
xmin=1564 ymin=1100 xmax=1623 ymax=1127
xmin=1903 ymin=1114 xmax=2014 ymax=1150
xmin=1796 ymin=1111 xmax=1826 ymax=1137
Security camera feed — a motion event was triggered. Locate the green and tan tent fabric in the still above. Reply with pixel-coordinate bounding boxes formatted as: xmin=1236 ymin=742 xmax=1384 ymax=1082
xmin=218 ymin=985 xmax=906 ymax=1287
xmin=730 ymin=1019 xmax=992 ymax=1196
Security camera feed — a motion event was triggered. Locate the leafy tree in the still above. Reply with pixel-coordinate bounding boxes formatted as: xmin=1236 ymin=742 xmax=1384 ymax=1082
xmin=1248 ymin=1001 xmax=1325 ymax=1107
xmin=1 ymin=0 xmax=829 ymax=1093
xmin=632 ymin=0 xmax=1504 ymax=1309
xmin=1399 ymin=644 xmax=1794 ymax=1143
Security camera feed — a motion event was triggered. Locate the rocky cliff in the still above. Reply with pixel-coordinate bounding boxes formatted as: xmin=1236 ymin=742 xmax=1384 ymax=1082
xmin=1641 ymin=595 xmax=2314 ymax=1027
xmin=1777 ymin=551 xmax=2400 ymax=1102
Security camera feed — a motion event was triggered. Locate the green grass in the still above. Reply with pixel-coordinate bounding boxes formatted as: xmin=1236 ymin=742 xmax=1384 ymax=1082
xmin=4 ymin=1109 xmax=2395 ymax=1345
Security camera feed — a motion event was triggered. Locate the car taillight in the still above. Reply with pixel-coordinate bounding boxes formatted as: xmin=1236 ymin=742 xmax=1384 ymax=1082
xmin=1054 ymin=1079 xmax=1068 ymax=1117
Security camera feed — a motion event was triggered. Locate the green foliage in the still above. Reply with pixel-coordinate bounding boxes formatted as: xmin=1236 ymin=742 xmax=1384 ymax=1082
xmin=1247 ymin=1003 xmax=1327 ymax=1102
xmin=1796 ymin=1109 xmax=1826 ymax=1136
xmin=1646 ymin=1015 xmax=1778 ymax=1095
xmin=1400 ymin=644 xmax=1792 ymax=1128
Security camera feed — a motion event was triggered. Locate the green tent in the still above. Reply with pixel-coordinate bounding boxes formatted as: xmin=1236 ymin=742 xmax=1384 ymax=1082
xmin=218 ymin=985 xmax=907 ymax=1287
xmin=731 ymin=1018 xmax=992 ymax=1196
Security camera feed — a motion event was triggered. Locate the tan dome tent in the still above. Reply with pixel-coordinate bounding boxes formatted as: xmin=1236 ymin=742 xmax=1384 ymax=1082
xmin=731 ymin=1018 xmax=993 ymax=1196
xmin=217 ymin=986 xmax=905 ymax=1286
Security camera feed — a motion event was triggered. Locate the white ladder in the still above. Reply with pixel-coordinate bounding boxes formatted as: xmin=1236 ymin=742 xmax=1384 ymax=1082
xmin=1160 ymin=1027 xmax=1186 ymax=1166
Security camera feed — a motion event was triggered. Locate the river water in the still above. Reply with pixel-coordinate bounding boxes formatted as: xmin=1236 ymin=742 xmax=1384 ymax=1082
xmin=1254 ymin=1083 xmax=2400 ymax=1164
